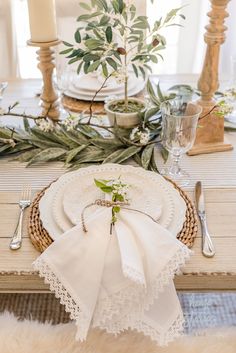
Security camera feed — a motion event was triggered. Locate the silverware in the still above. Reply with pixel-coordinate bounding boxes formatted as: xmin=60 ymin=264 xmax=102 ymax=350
xmin=195 ymin=181 xmax=215 ymax=258
xmin=9 ymin=185 xmax=31 ymax=250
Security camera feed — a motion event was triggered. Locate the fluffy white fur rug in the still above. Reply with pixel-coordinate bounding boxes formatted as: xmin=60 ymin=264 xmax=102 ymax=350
xmin=0 ymin=313 xmax=236 ymax=353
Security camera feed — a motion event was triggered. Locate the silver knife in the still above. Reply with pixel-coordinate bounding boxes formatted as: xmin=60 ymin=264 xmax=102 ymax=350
xmin=195 ymin=181 xmax=215 ymax=258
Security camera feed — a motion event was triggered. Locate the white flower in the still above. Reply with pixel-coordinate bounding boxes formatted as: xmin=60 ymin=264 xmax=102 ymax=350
xmin=130 ymin=126 xmax=150 ymax=145
xmin=37 ymin=119 xmax=55 ymax=132
xmin=140 ymin=132 xmax=150 ymax=145
xmin=0 ymin=137 xmax=16 ymax=148
xmin=224 ymin=88 xmax=236 ymax=100
xmin=130 ymin=127 xmax=139 ymax=141
xmin=62 ymin=115 xmax=79 ymax=131
xmin=112 ymin=69 xmax=126 ymax=85
xmin=217 ymin=100 xmax=234 ymax=116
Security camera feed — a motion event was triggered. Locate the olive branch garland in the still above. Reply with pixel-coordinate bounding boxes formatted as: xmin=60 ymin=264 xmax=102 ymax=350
xmin=0 ymin=102 xmax=162 ymax=172
xmin=0 ymin=83 xmax=235 ymax=171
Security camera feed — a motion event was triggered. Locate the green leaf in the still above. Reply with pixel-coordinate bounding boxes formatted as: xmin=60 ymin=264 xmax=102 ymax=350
xmin=144 ymin=106 xmax=160 ymax=122
xmin=96 ymin=0 xmax=108 ymax=11
xmin=77 ymin=61 xmax=84 ymax=75
xmin=164 ymin=7 xmax=182 ymax=24
xmin=139 ymin=66 xmax=146 ymax=80
xmin=106 ymin=26 xmax=113 ymax=43
xmin=74 ymin=29 xmax=81 ymax=43
xmin=106 ymin=57 xmax=117 ymax=71
xmin=23 ymin=118 xmax=31 ymax=133
xmin=141 ymin=144 xmax=154 ymax=170
xmin=0 ymin=145 xmax=12 ymax=154
xmin=118 ymin=0 xmax=125 ymax=13
xmin=161 ymin=146 xmax=169 ymax=163
xmin=103 ymin=146 xmax=141 ymax=164
xmin=157 ymin=83 xmax=165 ymax=102
xmin=87 ymin=60 xmax=101 ymax=72
xmin=91 ymin=138 xmax=123 ymax=149
xmin=60 ymin=48 xmax=73 ymax=55
xmin=27 ymin=148 xmax=67 ymax=166
xmin=83 ymin=53 xmax=100 ymax=62
xmin=99 ymin=15 xmax=110 ymax=26
xmin=63 ymin=41 xmax=73 ymax=47
xmin=84 ymin=62 xmax=90 ymax=73
xmin=94 ymin=179 xmax=107 ymax=188
xmin=13 ymin=149 xmax=40 ymax=162
xmin=150 ymin=149 xmax=159 ymax=172
xmin=132 ymin=64 xmax=138 ymax=78
xmin=79 ymin=2 xmax=91 ymax=11
xmin=102 ymin=63 xmax=108 ymax=77
xmin=76 ymin=147 xmax=110 ymax=163
xmin=77 ymin=12 xmax=101 ymax=22
xmin=132 ymin=22 xmax=149 ymax=30
xmin=85 ymin=38 xmax=104 ymax=50
xmin=113 ymin=206 xmax=121 ymax=213
xmin=65 ymin=145 xmax=87 ymax=164
xmin=68 ymin=57 xmax=80 ymax=65
xmin=101 ymin=186 xmax=113 ymax=193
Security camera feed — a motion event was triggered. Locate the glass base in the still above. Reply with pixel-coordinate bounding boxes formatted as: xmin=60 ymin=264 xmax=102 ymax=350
xmin=160 ymin=166 xmax=190 ymax=187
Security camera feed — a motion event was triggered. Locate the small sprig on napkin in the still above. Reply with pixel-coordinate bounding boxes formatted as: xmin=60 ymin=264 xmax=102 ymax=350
xmin=94 ymin=178 xmax=129 ymax=232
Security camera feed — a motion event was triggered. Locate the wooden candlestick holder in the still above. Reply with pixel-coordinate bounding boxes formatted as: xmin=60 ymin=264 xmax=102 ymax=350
xmin=188 ymin=0 xmax=233 ymax=156
xmin=27 ymin=39 xmax=61 ymax=121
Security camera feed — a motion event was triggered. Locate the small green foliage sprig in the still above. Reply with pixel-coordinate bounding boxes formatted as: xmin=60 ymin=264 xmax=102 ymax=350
xmin=94 ymin=177 xmax=129 ymax=228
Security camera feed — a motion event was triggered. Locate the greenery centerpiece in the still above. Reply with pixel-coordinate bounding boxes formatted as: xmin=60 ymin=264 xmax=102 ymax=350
xmin=61 ymin=0 xmax=185 ymax=127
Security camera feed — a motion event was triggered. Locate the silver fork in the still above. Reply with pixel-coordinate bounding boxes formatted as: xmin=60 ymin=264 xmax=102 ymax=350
xmin=9 ymin=185 xmax=31 ymax=250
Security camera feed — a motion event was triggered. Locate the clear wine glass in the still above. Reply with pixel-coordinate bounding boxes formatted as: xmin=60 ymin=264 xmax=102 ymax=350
xmin=160 ymin=98 xmax=202 ymax=186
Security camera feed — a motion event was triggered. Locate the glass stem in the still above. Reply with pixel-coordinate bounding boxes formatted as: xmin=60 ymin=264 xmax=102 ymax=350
xmin=169 ymin=153 xmax=182 ymax=175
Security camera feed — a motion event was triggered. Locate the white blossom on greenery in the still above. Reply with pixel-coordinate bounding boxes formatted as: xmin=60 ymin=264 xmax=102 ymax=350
xmin=224 ymin=88 xmax=236 ymax=100
xmin=94 ymin=177 xmax=130 ymax=226
xmin=130 ymin=126 xmax=150 ymax=145
xmin=37 ymin=119 xmax=55 ymax=132
xmin=217 ymin=100 xmax=234 ymax=117
xmin=62 ymin=115 xmax=79 ymax=131
xmin=0 ymin=137 xmax=16 ymax=148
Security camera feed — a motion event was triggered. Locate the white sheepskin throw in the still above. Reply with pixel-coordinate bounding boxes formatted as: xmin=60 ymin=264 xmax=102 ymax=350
xmin=0 ymin=313 xmax=236 ymax=353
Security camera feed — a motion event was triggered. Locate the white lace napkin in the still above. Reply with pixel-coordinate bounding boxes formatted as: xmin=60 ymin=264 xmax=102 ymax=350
xmin=34 ymin=207 xmax=191 ymax=346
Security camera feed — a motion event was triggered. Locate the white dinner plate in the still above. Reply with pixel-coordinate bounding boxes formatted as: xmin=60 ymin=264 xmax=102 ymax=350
xmin=53 ymin=167 xmax=166 ymax=232
xmin=39 ymin=164 xmax=186 ymax=240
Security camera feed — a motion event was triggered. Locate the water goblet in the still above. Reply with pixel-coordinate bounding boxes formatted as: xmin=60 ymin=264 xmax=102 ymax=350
xmin=160 ymin=99 xmax=202 ymax=186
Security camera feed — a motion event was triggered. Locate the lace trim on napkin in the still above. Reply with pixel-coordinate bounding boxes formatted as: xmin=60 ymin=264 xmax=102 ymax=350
xmin=123 ymin=264 xmax=146 ymax=286
xmin=93 ymin=244 xmax=192 ymax=327
xmin=101 ymin=311 xmax=185 ymax=346
xmin=133 ymin=311 xmax=185 ymax=346
xmin=33 ymin=257 xmax=90 ymax=341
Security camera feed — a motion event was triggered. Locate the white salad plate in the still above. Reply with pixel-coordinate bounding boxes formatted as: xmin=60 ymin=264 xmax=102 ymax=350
xmin=39 ymin=164 xmax=186 ymax=241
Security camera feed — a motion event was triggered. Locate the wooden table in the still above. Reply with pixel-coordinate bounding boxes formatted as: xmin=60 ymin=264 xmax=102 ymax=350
xmin=0 ymin=78 xmax=236 ymax=292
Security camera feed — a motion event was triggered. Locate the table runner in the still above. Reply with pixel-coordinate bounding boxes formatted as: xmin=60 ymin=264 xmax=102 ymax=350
xmin=1 ymin=77 xmax=236 ymax=191
xmin=0 ymin=131 xmax=235 ymax=191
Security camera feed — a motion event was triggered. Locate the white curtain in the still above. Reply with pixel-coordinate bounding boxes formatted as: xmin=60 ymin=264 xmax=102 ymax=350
xmin=176 ymin=0 xmax=210 ymax=74
xmin=220 ymin=0 xmax=236 ymax=78
xmin=0 ymin=0 xmax=19 ymax=79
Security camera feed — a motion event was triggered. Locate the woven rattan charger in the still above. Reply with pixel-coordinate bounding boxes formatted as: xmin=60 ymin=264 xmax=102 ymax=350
xmin=29 ymin=177 xmax=198 ymax=253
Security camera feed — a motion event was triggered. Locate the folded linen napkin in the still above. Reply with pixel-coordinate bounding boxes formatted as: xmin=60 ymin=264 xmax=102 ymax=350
xmin=34 ymin=207 xmax=191 ymax=346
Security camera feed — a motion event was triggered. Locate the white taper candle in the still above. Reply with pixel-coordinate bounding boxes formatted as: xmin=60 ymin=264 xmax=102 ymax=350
xmin=27 ymin=0 xmax=57 ymax=43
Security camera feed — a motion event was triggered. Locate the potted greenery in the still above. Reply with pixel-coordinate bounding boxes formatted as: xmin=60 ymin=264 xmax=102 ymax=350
xmin=61 ymin=0 xmax=184 ymax=127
